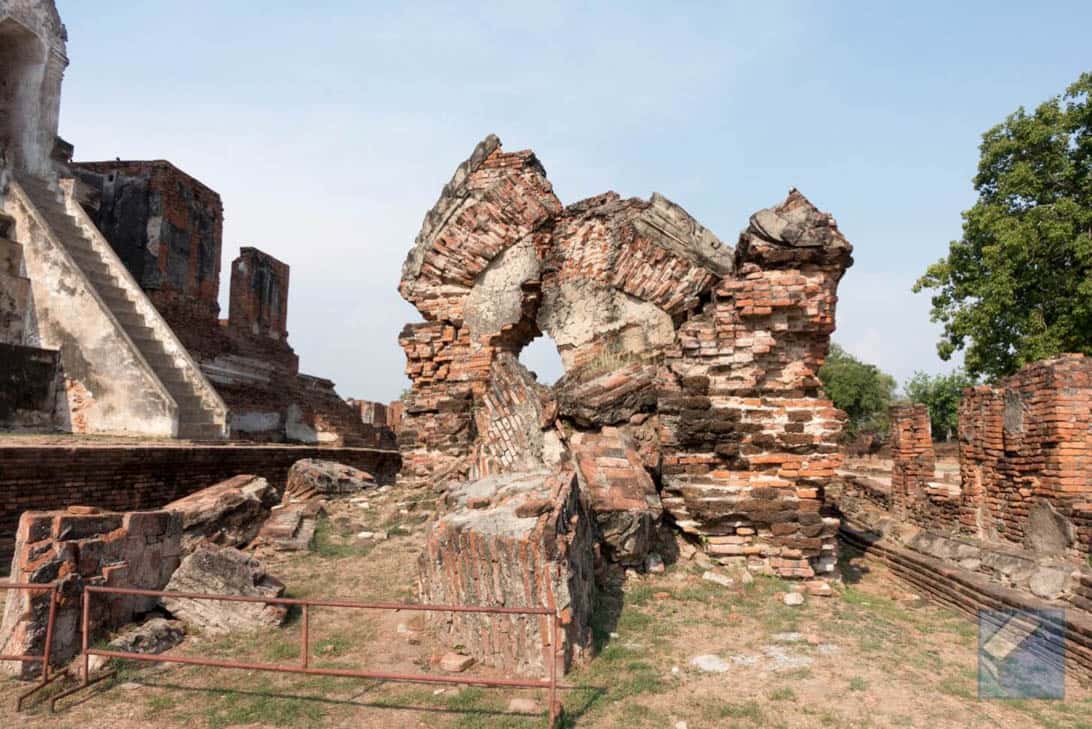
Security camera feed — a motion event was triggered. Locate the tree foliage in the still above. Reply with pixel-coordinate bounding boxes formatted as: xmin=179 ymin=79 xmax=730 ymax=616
xmin=818 ymin=344 xmax=897 ymax=437
xmin=904 ymin=369 xmax=976 ymax=441
xmin=913 ymin=72 xmax=1092 ymax=380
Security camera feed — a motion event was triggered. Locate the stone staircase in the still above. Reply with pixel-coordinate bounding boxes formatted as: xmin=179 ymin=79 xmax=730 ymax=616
xmin=16 ymin=175 xmax=226 ymax=439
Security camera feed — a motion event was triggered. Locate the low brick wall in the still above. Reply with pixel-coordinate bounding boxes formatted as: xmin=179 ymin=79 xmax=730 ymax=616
xmin=842 ymin=522 xmax=1092 ymax=680
xmin=0 ymin=443 xmax=400 ymax=567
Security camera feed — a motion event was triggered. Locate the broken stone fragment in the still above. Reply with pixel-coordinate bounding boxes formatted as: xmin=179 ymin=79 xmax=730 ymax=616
xmin=164 ymin=474 xmax=278 ymax=552
xmin=256 ymin=501 xmax=323 ymax=551
xmin=284 ymin=459 xmax=376 ymax=503
xmin=107 ymin=617 xmax=185 ymax=656
xmin=418 ymin=466 xmax=595 ymax=677
xmin=570 ymin=427 xmax=662 ymax=567
xmin=702 ymin=571 xmax=734 ymax=588
xmin=161 ymin=544 xmax=287 ymax=634
xmin=645 ymin=552 xmax=665 ymax=574
xmin=439 ymin=652 xmax=475 ymax=673
xmin=783 ymin=592 xmax=805 ymax=607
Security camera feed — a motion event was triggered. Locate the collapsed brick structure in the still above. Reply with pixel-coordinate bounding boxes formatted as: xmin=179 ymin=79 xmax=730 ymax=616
xmin=0 ymin=506 xmax=182 ymax=676
xmin=404 ymin=135 xmax=854 ymax=674
xmin=70 ymin=161 xmax=368 ymax=445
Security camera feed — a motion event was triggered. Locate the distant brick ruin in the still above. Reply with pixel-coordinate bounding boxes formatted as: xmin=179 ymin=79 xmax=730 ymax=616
xmin=68 ymin=160 xmax=369 ymax=445
xmin=402 ymin=135 xmax=853 ymax=674
xmin=840 ymin=355 xmax=1092 ymax=679
xmin=849 ymin=356 xmax=1092 ymax=561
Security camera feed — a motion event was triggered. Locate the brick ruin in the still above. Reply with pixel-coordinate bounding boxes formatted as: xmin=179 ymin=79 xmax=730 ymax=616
xmin=0 ymin=0 xmax=374 ymax=443
xmin=346 ymin=397 xmax=402 ymax=448
xmin=958 ymin=354 xmax=1092 ymax=554
xmin=68 ymin=160 xmax=369 ymax=445
xmin=839 ymin=355 xmax=1092 ymax=677
xmin=402 ymin=136 xmax=853 ymax=673
xmin=0 ymin=506 xmax=183 ymax=676
xmin=846 ymin=356 xmax=1092 ymax=561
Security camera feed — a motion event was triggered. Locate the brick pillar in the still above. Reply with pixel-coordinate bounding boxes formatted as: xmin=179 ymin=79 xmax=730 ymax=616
xmin=228 ymin=247 xmax=289 ymax=341
xmin=889 ymin=403 xmax=935 ymax=515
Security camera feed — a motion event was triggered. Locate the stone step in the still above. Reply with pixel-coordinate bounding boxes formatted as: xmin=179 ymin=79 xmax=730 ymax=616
xmin=18 ymin=173 xmax=223 ymax=438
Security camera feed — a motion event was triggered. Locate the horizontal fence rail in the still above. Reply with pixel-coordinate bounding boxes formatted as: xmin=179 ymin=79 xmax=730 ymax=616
xmin=48 ymin=585 xmax=563 ymax=727
xmin=0 ymin=581 xmax=67 ymax=710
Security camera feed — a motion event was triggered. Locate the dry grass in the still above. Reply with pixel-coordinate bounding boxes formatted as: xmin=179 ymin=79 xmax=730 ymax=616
xmin=2 ymin=498 xmax=1090 ymax=728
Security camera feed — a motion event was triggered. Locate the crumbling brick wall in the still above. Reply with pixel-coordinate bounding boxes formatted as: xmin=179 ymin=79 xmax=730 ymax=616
xmin=657 ymin=193 xmax=850 ymax=579
xmin=0 ymin=507 xmax=182 ymax=676
xmin=957 ymin=354 xmax=1092 ymax=556
xmin=886 ymin=402 xmax=962 ymax=529
xmin=402 ymin=135 xmax=855 ymax=581
xmin=0 ymin=443 xmax=401 ymax=565
xmin=73 ymin=160 xmax=223 ymax=351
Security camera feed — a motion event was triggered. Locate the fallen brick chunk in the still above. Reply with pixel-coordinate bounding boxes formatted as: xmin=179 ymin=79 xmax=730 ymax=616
xmin=107 ymin=617 xmax=185 ymax=655
xmin=256 ymin=502 xmax=323 ymax=551
xmin=418 ymin=466 xmax=595 ymax=677
xmin=164 ymin=474 xmax=278 ymax=552
xmin=571 ymin=427 xmax=662 ymax=566
xmin=285 ymin=459 xmax=376 ymax=502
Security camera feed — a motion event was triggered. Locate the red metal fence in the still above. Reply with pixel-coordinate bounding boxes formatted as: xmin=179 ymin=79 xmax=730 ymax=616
xmin=0 ymin=581 xmax=66 ymax=710
xmin=48 ymin=585 xmax=563 ymax=727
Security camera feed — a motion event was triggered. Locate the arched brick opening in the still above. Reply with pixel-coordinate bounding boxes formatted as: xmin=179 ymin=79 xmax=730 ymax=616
xmin=518 ymin=332 xmax=564 ymax=385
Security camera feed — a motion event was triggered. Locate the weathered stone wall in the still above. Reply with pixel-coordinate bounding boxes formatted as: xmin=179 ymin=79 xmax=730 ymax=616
xmin=0 ymin=506 xmax=181 ymax=675
xmin=72 ymin=160 xmax=223 ymax=351
xmin=5 ymin=179 xmax=180 ymax=436
xmin=958 ymin=354 xmax=1092 ymax=557
xmin=0 ymin=211 xmax=30 ymax=343
xmin=0 ymin=443 xmax=401 ymax=565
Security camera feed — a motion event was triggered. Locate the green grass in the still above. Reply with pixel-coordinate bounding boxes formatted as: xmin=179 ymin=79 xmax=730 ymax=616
xmin=200 ymin=682 xmax=325 ymax=729
xmin=313 ymin=516 xmax=374 ymax=559
xmin=848 ymin=677 xmax=868 ymax=692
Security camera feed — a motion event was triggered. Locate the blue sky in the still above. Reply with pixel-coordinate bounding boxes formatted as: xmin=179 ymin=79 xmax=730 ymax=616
xmin=55 ymin=1 xmax=1091 ymax=401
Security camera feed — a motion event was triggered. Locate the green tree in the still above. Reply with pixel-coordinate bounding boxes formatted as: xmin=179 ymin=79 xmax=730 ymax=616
xmin=818 ymin=344 xmax=897 ymax=437
xmin=913 ymin=72 xmax=1092 ymax=380
xmin=904 ymin=369 xmax=976 ymax=441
